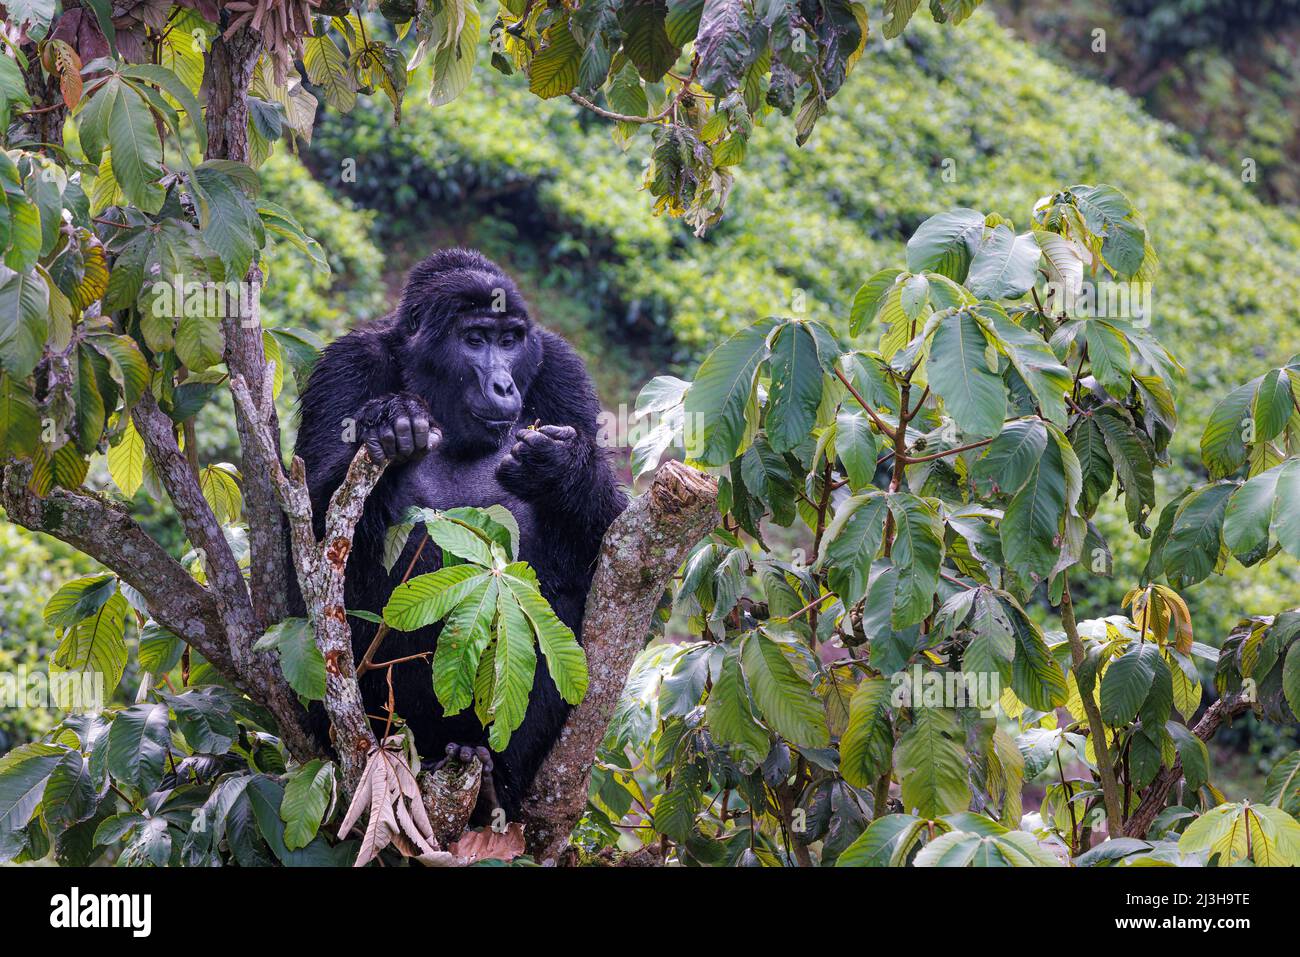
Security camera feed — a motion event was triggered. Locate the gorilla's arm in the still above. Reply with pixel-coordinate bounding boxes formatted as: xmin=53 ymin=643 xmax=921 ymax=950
xmin=507 ymin=330 xmax=628 ymax=561
xmin=293 ymin=322 xmax=405 ymax=538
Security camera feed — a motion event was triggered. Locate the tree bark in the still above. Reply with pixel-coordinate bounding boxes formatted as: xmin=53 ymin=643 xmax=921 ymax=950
xmin=1124 ymin=691 xmax=1254 ymax=839
xmin=521 ymin=461 xmax=719 ymax=862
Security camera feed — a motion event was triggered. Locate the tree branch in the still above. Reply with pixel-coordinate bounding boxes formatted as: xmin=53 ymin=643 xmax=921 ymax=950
xmin=521 ymin=460 xmax=720 ymax=862
xmin=1123 ymin=690 xmax=1254 ymax=839
xmin=0 ymin=461 xmax=234 ymax=680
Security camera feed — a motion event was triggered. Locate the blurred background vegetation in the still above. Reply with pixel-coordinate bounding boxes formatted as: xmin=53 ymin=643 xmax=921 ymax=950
xmin=2 ymin=1 xmax=1296 ymax=793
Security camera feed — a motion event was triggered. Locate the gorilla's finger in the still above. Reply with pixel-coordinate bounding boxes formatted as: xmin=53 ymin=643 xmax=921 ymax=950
xmin=516 ymin=429 xmax=550 ymax=447
xmin=511 ymin=442 xmax=526 ymax=458
xmin=364 ymin=436 xmax=387 ymax=463
xmin=378 ymin=425 xmax=397 ymax=458
xmin=457 ymin=745 xmax=475 ymax=764
xmin=426 ymin=427 xmax=443 ymax=451
xmin=394 ymin=416 xmax=414 ymax=456
xmin=411 ymin=416 xmax=430 ymax=451
xmin=539 ymin=425 xmax=576 ymax=441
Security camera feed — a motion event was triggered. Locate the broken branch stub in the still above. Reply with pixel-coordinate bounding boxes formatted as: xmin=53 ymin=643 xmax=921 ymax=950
xmin=521 ymin=460 xmax=719 ymax=862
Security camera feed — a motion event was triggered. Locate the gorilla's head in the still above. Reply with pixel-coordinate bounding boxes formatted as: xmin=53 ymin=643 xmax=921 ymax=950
xmin=394 ymin=249 xmax=542 ymax=453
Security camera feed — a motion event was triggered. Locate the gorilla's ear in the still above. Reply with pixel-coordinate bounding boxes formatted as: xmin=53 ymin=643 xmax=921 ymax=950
xmin=398 ymin=248 xmax=530 ymax=334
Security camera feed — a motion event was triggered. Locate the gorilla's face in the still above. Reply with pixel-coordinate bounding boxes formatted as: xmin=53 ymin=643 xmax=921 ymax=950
xmin=408 ymin=311 xmax=541 ymax=454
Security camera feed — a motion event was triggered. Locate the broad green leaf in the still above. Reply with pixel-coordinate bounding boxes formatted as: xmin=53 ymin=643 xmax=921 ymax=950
xmin=836 ymin=813 xmax=927 ymax=867
xmin=973 ymin=417 xmax=1047 ymax=497
xmin=383 ymin=564 xmax=489 ymax=631
xmin=928 ymin=310 xmax=1005 ymax=438
xmin=42 ymin=750 xmax=99 ymax=830
xmin=1100 ymin=641 xmax=1160 ymax=726
xmin=818 ymin=492 xmax=887 ymax=605
xmin=1201 ymin=378 xmax=1258 ymax=479
xmin=280 ymin=759 xmax=335 ymax=851
xmin=166 ymin=689 xmax=238 ymax=755
xmin=488 ymin=585 xmax=538 ymax=751
xmin=105 ymin=81 xmax=164 ymax=211
xmin=849 ymin=269 xmax=903 ymax=336
xmin=1085 ymin=319 xmax=1132 ymax=399
xmin=887 ymin=492 xmax=943 ymax=627
xmin=1161 ymin=483 xmax=1233 ymax=588
xmin=0 ymin=372 xmax=40 ymax=457
xmin=431 ymin=577 xmax=497 ymax=715
xmin=529 ymin=20 xmax=582 ymax=98
xmin=974 ymin=305 xmax=1072 ymax=426
xmin=253 ymin=618 xmax=326 ymax=701
xmin=50 ymin=592 xmax=129 ymax=698
xmin=44 ymin=574 xmax=118 ymax=629
xmin=840 ymin=678 xmax=893 ymax=788
xmin=1094 ymin=407 xmax=1155 ymax=527
xmin=905 ymin=208 xmax=983 ymax=280
xmin=1263 ymin=751 xmax=1300 ymax=815
xmin=0 ymin=743 xmax=66 ymax=834
xmin=106 ymin=702 xmax=169 ymax=794
xmin=835 ymin=411 xmax=879 ymax=491
xmin=766 ymin=321 xmax=824 ymax=453
xmin=705 ymin=649 xmax=769 ymax=762
xmin=0 ymin=266 xmax=49 ymax=378
xmin=107 ymin=417 xmax=146 ymax=497
xmin=740 ymin=632 xmax=829 ymax=748
xmin=1223 ymin=464 xmax=1280 ymax=558
xmin=683 ymin=320 xmax=772 ymax=465
xmin=965 ymin=226 xmax=1040 ymax=300
xmin=895 ymin=709 xmax=970 ymax=817
xmin=504 ymin=571 xmax=587 ymax=705
xmin=1000 ymin=434 xmax=1066 ymax=580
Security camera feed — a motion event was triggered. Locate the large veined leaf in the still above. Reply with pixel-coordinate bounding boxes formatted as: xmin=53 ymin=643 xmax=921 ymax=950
xmin=818 ymin=493 xmax=888 ymax=606
xmin=1005 ymin=598 xmax=1067 ymax=711
xmin=1085 ymin=319 xmax=1133 ymax=399
xmin=1070 ymin=416 xmax=1114 ymax=516
xmin=0 ymin=743 xmax=66 ymax=834
xmin=1200 ymin=377 xmax=1258 ymax=479
xmin=973 ymin=305 xmax=1072 ymax=426
xmin=905 ymin=208 xmax=983 ymax=280
xmin=503 ymin=570 xmax=588 ymax=705
xmin=50 ymin=591 xmax=129 ymax=699
xmin=1179 ymin=801 xmax=1300 ymax=866
xmin=165 ymin=688 xmax=238 ymax=755
xmin=882 ymin=0 xmax=923 ymax=38
xmin=839 ymin=678 xmax=893 ymax=788
xmin=913 ymin=825 xmax=1061 ymax=867
xmin=43 ymin=574 xmax=119 ymax=629
xmin=683 ymin=319 xmax=772 ymax=465
xmin=529 ymin=20 xmax=582 ymax=99
xmin=0 ymin=266 xmax=49 ymax=378
xmin=1000 ymin=433 xmax=1066 ymax=580
xmin=836 ymin=813 xmax=928 ymax=867
xmin=1285 ymin=642 xmax=1300 ymax=723
xmin=927 ymin=310 xmax=1005 ymax=439
xmin=280 ymin=759 xmax=336 ymax=851
xmin=1263 ymin=751 xmax=1300 ymax=815
xmin=765 ymin=321 xmax=824 ymax=453
xmin=0 ymin=372 xmax=40 ymax=457
xmin=740 ymin=632 xmax=829 ymax=748
xmin=849 ymin=268 xmax=903 ymax=336
xmin=107 ymin=418 xmax=146 ymax=497
xmin=426 ymin=0 xmax=481 ymax=107
xmin=1093 ymin=407 xmax=1154 ymax=527
xmin=104 ymin=80 xmax=164 ymax=212
xmin=304 ymin=34 xmax=357 ymax=112
xmin=705 ymin=649 xmax=769 ymax=761
xmin=834 ymin=410 xmax=878 ymax=491
xmin=1160 ymin=483 xmax=1233 ymax=588
xmin=431 ymin=577 xmax=497 ymax=715
xmin=895 ymin=709 xmax=970 ymax=817
xmin=1252 ymin=368 xmax=1293 ymax=443
xmin=972 ymin=417 xmax=1047 ymax=497
xmin=887 ymin=493 xmax=943 ymax=627
xmin=106 ymin=702 xmax=170 ymax=794
xmin=487 ymin=582 xmax=538 ymax=751
xmin=964 ymin=226 xmax=1040 ymax=300
xmin=199 ymin=464 xmax=242 ymax=525
xmin=618 ymin=0 xmax=681 ymax=83
xmin=42 ymin=750 xmax=99 ymax=830
xmin=1223 ymin=463 xmax=1282 ymax=558
xmin=253 ymin=618 xmax=326 ymax=701
xmin=1274 ymin=458 xmax=1300 ymax=559
xmin=383 ymin=564 xmax=490 ymax=631
xmin=1100 ymin=641 xmax=1160 ymax=726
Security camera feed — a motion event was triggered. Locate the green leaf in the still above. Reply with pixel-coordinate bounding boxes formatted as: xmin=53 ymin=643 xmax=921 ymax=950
xmin=303 ymin=34 xmax=357 ymax=113
xmin=383 ymin=564 xmax=490 ymax=631
xmin=1201 ymin=378 xmax=1258 ymax=479
xmin=972 ymin=417 xmax=1047 ymax=497
xmin=1093 ymin=408 xmax=1155 ymax=527
xmin=107 ymin=418 xmax=146 ymax=498
xmin=835 ymin=411 xmax=879 ymax=491
xmin=427 ymin=0 xmax=481 ymax=107
xmin=280 ymin=759 xmax=335 ymax=851
xmin=426 ymin=515 xmax=494 ymax=565
xmin=906 ymin=208 xmax=983 ymax=281
xmin=253 ymin=618 xmax=326 ymax=701
xmin=488 ymin=584 xmax=538 ymax=751
xmin=928 ymin=310 xmax=1005 ymax=438
xmin=1000 ymin=434 xmax=1066 ymax=581
xmin=887 ymin=493 xmax=943 ymax=627
xmin=1252 ymin=368 xmax=1293 ymax=443
xmin=1085 ymin=320 xmax=1132 ymax=399
xmin=1274 ymin=458 xmax=1300 ymax=559
xmin=106 ymin=702 xmax=170 ymax=794
xmin=895 ymin=709 xmax=970 ymax=817
xmin=1285 ymin=642 xmax=1300 ymax=723
xmin=1223 ymin=463 xmax=1281 ymax=558
xmin=42 ymin=750 xmax=99 ymax=830
xmin=836 ymin=813 xmax=926 ymax=867
xmin=166 ymin=689 xmax=238 ymax=754
xmin=683 ymin=319 xmax=772 ymax=465
xmin=840 ymin=678 xmax=893 ymax=788
xmin=766 ymin=321 xmax=824 ymax=453
xmin=192 ymin=162 xmax=262 ymax=281
xmin=1100 ymin=642 xmax=1160 ymax=726
xmin=1006 ymin=599 xmax=1067 ymax=711
xmin=705 ymin=649 xmax=769 ymax=761
xmin=849 ymin=269 xmax=903 ymax=336
xmin=0 ymin=743 xmax=66 ymax=834
xmin=974 ymin=305 xmax=1072 ymax=426
xmin=0 ymin=372 xmax=40 ymax=457
xmin=44 ymin=574 xmax=118 ymax=629
xmin=105 ymin=81 xmax=164 ymax=212
xmin=740 ymin=632 xmax=829 ymax=748
xmin=199 ymin=464 xmax=242 ymax=525
xmin=431 ymin=577 xmax=497 ymax=715
xmin=51 ymin=592 xmax=129 ymax=698
xmin=529 ymin=20 xmax=582 ymax=98
xmin=882 ymin=0 xmax=923 ymax=39
xmin=965 ymin=226 xmax=1040 ymax=300
xmin=0 ymin=266 xmax=49 ymax=379
xmin=619 ymin=0 xmax=680 ymax=83
xmin=503 ymin=571 xmax=588 ymax=705
xmin=1263 ymin=751 xmax=1300 ymax=815
xmin=818 ymin=493 xmax=888 ymax=605
xmin=1161 ymin=483 xmax=1233 ymax=588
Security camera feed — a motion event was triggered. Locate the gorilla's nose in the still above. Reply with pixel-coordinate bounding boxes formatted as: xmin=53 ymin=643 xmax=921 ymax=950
xmin=486 ymin=372 xmax=521 ymax=418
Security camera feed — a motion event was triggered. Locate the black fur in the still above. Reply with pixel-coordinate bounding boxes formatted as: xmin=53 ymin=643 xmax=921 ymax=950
xmin=289 ymin=249 xmax=627 ymax=818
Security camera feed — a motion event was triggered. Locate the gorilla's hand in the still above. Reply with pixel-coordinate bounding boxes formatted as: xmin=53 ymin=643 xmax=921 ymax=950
xmin=497 ymin=424 xmax=580 ymax=498
xmin=356 ymin=393 xmax=442 ymax=465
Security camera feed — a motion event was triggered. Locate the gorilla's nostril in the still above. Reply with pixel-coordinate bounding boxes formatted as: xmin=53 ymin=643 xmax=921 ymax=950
xmin=492 ymin=378 xmax=515 ymax=398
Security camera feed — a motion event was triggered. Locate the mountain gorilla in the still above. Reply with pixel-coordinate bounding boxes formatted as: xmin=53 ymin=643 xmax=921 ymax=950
xmin=292 ymin=249 xmax=627 ymax=819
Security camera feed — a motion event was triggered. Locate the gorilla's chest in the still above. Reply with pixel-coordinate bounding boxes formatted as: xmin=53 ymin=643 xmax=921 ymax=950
xmin=390 ymin=450 xmax=538 ymax=547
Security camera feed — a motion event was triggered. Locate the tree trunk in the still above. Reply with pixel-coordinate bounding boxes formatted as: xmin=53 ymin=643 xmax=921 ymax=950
xmin=522 ymin=461 xmax=719 ymax=862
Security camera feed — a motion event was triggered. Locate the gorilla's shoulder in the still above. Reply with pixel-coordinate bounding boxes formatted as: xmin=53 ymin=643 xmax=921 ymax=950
xmin=302 ymin=314 xmax=402 ymax=397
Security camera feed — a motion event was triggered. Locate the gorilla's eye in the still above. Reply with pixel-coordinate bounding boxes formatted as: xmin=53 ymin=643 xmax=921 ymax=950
xmin=500 ymin=334 xmax=517 ymax=348
xmin=464 ymin=332 xmax=486 ymax=347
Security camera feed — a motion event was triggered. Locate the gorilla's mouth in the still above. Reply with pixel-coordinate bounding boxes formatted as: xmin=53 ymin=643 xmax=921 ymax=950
xmin=470 ymin=411 xmax=516 ymax=430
